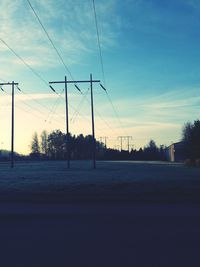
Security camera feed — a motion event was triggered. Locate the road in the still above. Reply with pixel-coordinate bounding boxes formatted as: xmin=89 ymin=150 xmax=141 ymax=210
xmin=0 ymin=203 xmax=200 ymax=267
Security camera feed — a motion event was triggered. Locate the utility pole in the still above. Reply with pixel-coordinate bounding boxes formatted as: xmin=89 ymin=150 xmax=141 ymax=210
xmin=0 ymin=81 xmax=19 ymax=168
xmin=99 ymin=136 xmax=108 ymax=147
xmin=65 ymin=76 xmax=70 ymax=169
xmin=118 ymin=136 xmax=126 ymax=151
xmin=49 ymin=76 xmax=72 ymax=168
xmin=49 ymin=74 xmax=100 ymax=169
xmin=126 ymin=136 xmax=133 ymax=152
xmin=90 ymin=74 xmax=96 ymax=169
xmin=118 ymin=136 xmax=132 ymax=152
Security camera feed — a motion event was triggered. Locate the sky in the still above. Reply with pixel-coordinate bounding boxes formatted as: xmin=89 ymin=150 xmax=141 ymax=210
xmin=0 ymin=0 xmax=200 ymax=154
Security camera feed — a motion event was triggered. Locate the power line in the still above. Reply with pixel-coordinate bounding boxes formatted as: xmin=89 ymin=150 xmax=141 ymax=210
xmin=19 ymin=86 xmax=65 ymax=121
xmin=1 ymin=8 xmax=119 ymax=145
xmin=55 ymin=88 xmax=90 ymax=124
xmin=3 ymin=89 xmax=64 ymax=127
xmin=0 ymin=81 xmax=19 ymax=168
xmin=94 ymin=106 xmax=118 ymax=135
xmin=70 ymin=83 xmax=118 ymax=136
xmin=70 ymin=88 xmax=90 ymax=123
xmin=27 ymin=0 xmax=122 ymax=137
xmin=26 ymin=0 xmax=75 ymax=82
xmin=44 ymin=95 xmax=63 ymax=122
xmin=17 ymin=87 xmax=60 ymax=112
xmin=51 ymin=89 xmax=103 ymax=131
xmin=91 ymin=0 xmax=129 ymax=136
xmin=15 ymin=86 xmax=65 ymax=124
xmin=50 ymin=89 xmax=106 ymax=134
xmin=4 ymin=86 xmax=110 ymax=134
xmin=92 ymin=0 xmax=106 ymax=86
xmin=49 ymin=74 xmax=102 ymax=168
xmin=69 ymin=90 xmax=110 ymax=134
xmin=15 ymin=99 xmax=63 ymax=128
xmin=4 ymin=81 xmax=63 ymax=119
xmin=0 ymin=38 xmax=49 ymax=87
xmin=74 ymin=89 xmax=118 ymax=135
xmin=46 ymin=97 xmax=64 ymax=125
xmin=105 ymin=90 xmax=126 ymax=130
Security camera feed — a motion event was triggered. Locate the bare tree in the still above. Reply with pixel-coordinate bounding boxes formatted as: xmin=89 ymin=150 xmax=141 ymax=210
xmin=40 ymin=130 xmax=48 ymax=156
xmin=30 ymin=132 xmax=40 ymax=156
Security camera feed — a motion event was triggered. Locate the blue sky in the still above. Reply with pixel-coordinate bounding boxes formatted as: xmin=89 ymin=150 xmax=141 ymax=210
xmin=0 ymin=0 xmax=200 ymax=154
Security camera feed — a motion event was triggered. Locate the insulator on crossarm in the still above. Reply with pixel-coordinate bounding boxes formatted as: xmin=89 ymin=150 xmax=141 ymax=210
xmin=100 ymin=83 xmax=107 ymax=91
xmin=74 ymin=84 xmax=81 ymax=93
xmin=49 ymin=85 xmax=56 ymax=93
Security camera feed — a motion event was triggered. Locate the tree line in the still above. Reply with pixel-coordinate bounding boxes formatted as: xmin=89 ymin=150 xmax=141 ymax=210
xmin=181 ymin=119 xmax=200 ymax=162
xmin=30 ymin=130 xmax=167 ymax=161
xmin=1 ymin=119 xmax=199 ymax=162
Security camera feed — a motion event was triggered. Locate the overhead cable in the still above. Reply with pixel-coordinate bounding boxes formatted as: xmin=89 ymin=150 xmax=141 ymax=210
xmin=26 ymin=0 xmax=76 ymax=83
xmin=92 ymin=0 xmax=106 ymax=86
xmin=0 ymin=37 xmax=49 ymax=87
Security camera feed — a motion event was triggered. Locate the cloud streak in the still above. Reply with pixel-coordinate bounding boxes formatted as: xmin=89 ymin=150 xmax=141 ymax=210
xmin=0 ymin=0 xmax=120 ymax=74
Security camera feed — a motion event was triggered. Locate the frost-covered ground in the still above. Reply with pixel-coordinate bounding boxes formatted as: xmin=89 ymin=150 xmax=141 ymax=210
xmin=1 ymin=161 xmax=200 ymax=267
xmin=0 ymin=160 xmax=200 ymax=203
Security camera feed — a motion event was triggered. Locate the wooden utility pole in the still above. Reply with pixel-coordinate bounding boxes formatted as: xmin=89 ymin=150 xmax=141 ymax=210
xmin=49 ymin=74 xmax=100 ymax=169
xmin=90 ymin=74 xmax=96 ymax=169
xmin=0 ymin=81 xmax=19 ymax=168
xmin=11 ymin=81 xmax=14 ymax=168
xmin=64 ymin=76 xmax=70 ymax=169
xmin=49 ymin=76 xmax=74 ymax=168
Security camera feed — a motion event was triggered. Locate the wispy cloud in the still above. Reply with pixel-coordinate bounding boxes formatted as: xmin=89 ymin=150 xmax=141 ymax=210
xmin=107 ymin=86 xmax=200 ymax=120
xmin=89 ymin=85 xmax=200 ymax=147
xmin=0 ymin=0 xmax=120 ymax=74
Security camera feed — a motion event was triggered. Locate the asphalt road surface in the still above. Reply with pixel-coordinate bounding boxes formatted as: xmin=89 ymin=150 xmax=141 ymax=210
xmin=0 ymin=203 xmax=200 ymax=267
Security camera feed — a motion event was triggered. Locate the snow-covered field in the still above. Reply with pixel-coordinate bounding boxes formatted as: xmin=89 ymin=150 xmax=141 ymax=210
xmin=0 ymin=160 xmax=200 ymax=203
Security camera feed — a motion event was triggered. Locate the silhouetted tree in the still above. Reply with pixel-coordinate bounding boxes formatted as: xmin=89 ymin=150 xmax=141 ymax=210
xmin=47 ymin=130 xmax=66 ymax=159
xmin=30 ymin=132 xmax=40 ymax=158
xmin=28 ymin=130 xmax=167 ymax=161
xmin=73 ymin=134 xmax=94 ymax=159
xmin=143 ymin=139 xmax=159 ymax=160
xmin=40 ymin=130 xmax=48 ymax=157
xmin=182 ymin=120 xmax=200 ymax=159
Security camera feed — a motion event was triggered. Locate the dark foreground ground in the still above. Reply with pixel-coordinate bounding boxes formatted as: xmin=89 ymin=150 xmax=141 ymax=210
xmin=1 ymin=203 xmax=200 ymax=267
xmin=0 ymin=161 xmax=200 ymax=266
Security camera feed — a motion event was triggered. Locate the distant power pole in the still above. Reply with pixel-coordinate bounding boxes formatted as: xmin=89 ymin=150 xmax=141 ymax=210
xmin=99 ymin=136 xmax=108 ymax=147
xmin=0 ymin=81 xmax=19 ymax=168
xmin=118 ymin=136 xmax=132 ymax=152
xmin=126 ymin=136 xmax=133 ymax=152
xmin=49 ymin=74 xmax=100 ymax=169
xmin=118 ymin=136 xmax=126 ymax=151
